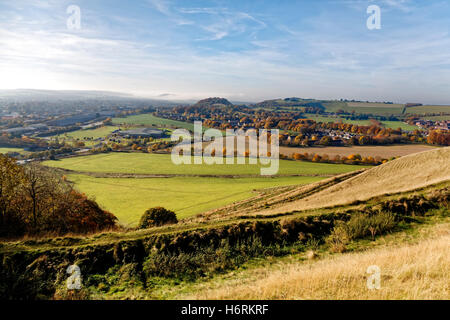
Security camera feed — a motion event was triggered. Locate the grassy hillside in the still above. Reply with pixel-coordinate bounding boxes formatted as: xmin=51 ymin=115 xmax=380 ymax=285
xmin=2 ymin=147 xmax=448 ymax=300
xmin=1 ymin=182 xmax=447 ymax=300
xmin=279 ymin=144 xmax=436 ymax=159
xmin=183 ymin=222 xmax=449 ymax=300
xmin=260 ymin=147 xmax=450 ymax=214
xmin=405 ymin=105 xmax=450 ymax=115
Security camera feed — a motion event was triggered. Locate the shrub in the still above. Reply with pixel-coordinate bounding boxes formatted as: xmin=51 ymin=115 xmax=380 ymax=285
xmin=326 ymin=211 xmax=396 ymax=252
xmin=138 ymin=207 xmax=178 ymax=229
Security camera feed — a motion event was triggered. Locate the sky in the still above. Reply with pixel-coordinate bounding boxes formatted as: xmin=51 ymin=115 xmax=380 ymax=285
xmin=0 ymin=0 xmax=450 ymax=104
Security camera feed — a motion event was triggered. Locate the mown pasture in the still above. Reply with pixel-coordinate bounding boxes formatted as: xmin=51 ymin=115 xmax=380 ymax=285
xmin=43 ymin=153 xmax=368 ymax=225
xmin=43 ymin=153 xmax=366 ymax=176
xmin=0 ymin=147 xmax=27 ymax=154
xmin=68 ymin=174 xmax=324 ymax=225
xmin=324 ymin=102 xmax=405 ymax=115
xmin=405 ymin=105 xmax=450 ymax=115
xmin=112 ymin=114 xmax=195 ymax=131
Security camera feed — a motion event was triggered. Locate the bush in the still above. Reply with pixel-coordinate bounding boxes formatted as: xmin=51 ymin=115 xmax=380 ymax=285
xmin=327 ymin=211 xmax=396 ymax=252
xmin=138 ymin=207 xmax=178 ymax=229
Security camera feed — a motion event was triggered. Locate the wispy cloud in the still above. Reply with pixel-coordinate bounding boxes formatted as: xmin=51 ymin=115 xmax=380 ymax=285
xmin=0 ymin=0 xmax=449 ymax=103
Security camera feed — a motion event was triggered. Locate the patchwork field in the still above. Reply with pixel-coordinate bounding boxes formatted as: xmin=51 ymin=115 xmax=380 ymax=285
xmin=279 ymin=144 xmax=437 ymax=158
xmin=260 ymin=147 xmax=450 ymax=215
xmin=42 ymin=152 xmax=368 ymax=225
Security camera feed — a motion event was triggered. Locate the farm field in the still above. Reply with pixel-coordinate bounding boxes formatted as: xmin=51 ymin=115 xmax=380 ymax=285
xmin=405 ymin=105 xmax=450 ymax=115
xmin=381 ymin=121 xmax=418 ymax=131
xmin=43 ymin=153 xmax=367 ymax=176
xmin=52 ymin=126 xmax=120 ymax=140
xmin=279 ymin=144 xmax=437 ymax=158
xmin=304 ymin=114 xmax=418 ymax=130
xmin=112 ymin=113 xmax=194 ymax=131
xmin=420 ymin=115 xmax=450 ymax=121
xmin=0 ymin=147 xmax=27 ymax=154
xmin=43 ymin=152 xmax=368 ymax=225
xmin=324 ymin=102 xmax=405 ymax=115
xmin=303 ymin=114 xmax=373 ymax=125
xmin=68 ymin=174 xmax=324 ymax=225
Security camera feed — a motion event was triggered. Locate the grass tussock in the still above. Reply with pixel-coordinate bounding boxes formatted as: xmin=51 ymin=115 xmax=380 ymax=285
xmin=186 ymin=225 xmax=450 ymax=300
xmin=327 ymin=212 xmax=396 ymax=253
xmin=185 ymin=224 xmax=450 ymax=300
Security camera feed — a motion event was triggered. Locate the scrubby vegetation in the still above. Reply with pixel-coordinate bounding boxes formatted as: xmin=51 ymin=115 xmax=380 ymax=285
xmin=327 ymin=212 xmax=396 ymax=253
xmin=0 ymin=185 xmax=447 ymax=299
xmin=138 ymin=207 xmax=178 ymax=229
xmin=0 ymin=154 xmax=117 ymax=238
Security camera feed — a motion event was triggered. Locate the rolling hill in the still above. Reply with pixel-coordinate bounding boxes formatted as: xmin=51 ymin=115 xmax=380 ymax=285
xmin=254 ymin=147 xmax=450 ymax=215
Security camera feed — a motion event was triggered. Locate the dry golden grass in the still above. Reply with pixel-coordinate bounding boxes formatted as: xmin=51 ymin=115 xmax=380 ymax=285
xmin=185 ymin=224 xmax=450 ymax=300
xmin=259 ymin=147 xmax=450 ymax=215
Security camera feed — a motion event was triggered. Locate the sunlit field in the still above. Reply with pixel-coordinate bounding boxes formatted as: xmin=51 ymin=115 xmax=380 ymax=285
xmin=69 ymin=174 xmax=324 ymax=225
xmin=43 ymin=153 xmax=367 ymax=176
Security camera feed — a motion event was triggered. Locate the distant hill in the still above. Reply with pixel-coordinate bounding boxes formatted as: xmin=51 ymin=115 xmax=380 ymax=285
xmin=0 ymin=89 xmax=177 ymax=106
xmin=253 ymin=98 xmax=325 ymax=110
xmin=193 ymin=97 xmax=233 ymax=108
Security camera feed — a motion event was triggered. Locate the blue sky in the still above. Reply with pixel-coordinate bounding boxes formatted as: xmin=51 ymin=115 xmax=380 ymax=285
xmin=1 ymin=0 xmax=449 ymax=103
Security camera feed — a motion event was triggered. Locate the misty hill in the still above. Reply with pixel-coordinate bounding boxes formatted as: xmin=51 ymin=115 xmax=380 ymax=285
xmin=0 ymin=89 xmax=179 ymax=115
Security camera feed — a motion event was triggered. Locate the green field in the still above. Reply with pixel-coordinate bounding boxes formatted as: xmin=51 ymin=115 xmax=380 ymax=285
xmin=381 ymin=121 xmax=418 ymax=131
xmin=420 ymin=115 xmax=450 ymax=121
xmin=69 ymin=174 xmax=324 ymax=225
xmin=405 ymin=105 xmax=450 ymax=115
xmin=304 ymin=114 xmax=373 ymax=125
xmin=304 ymin=114 xmax=418 ymax=131
xmin=112 ymin=114 xmax=194 ymax=131
xmin=43 ymin=152 xmax=367 ymax=225
xmin=324 ymin=102 xmax=405 ymax=115
xmin=43 ymin=153 xmax=366 ymax=176
xmin=53 ymin=126 xmax=121 ymax=141
xmin=0 ymin=147 xmax=27 ymax=154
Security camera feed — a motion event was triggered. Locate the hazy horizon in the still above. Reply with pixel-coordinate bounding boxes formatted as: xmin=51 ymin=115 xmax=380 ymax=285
xmin=1 ymin=0 xmax=450 ymax=104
